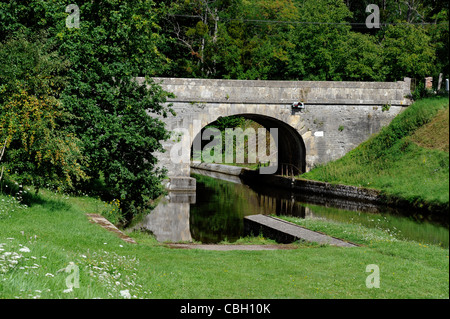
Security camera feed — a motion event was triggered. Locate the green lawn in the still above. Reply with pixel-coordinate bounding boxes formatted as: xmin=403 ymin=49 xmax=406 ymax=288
xmin=0 ymin=188 xmax=448 ymax=299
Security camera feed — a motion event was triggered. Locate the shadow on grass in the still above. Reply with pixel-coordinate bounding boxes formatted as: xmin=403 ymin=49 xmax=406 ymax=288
xmin=23 ymin=191 xmax=72 ymax=212
xmin=1 ymin=180 xmax=72 ymax=212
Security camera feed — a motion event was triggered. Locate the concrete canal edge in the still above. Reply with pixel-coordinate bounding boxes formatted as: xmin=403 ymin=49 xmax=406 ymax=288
xmin=247 ymin=173 xmax=382 ymax=204
xmin=191 ymin=162 xmax=448 ymax=214
xmin=191 ymin=162 xmax=382 ymax=204
xmin=244 ymin=214 xmax=357 ymax=247
xmin=242 ymin=171 xmax=449 ymax=214
xmin=190 ymin=162 xmax=247 ymax=176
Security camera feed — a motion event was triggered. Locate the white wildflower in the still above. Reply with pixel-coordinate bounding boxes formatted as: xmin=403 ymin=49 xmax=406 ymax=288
xmin=19 ymin=247 xmax=30 ymax=253
xmin=120 ymin=289 xmax=131 ymax=299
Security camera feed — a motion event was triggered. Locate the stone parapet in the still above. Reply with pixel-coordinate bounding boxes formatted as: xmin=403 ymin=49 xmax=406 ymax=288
xmin=151 ymin=77 xmax=412 ymax=106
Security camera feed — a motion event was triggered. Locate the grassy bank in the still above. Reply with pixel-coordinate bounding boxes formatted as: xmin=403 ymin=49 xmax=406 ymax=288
xmin=302 ymin=97 xmax=449 ymax=212
xmin=0 ymin=188 xmax=448 ymax=299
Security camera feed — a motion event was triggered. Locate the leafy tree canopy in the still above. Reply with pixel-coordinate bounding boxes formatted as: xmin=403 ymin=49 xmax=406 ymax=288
xmin=1 ymin=1 xmax=174 ymax=216
xmin=0 ymin=36 xmax=87 ymax=193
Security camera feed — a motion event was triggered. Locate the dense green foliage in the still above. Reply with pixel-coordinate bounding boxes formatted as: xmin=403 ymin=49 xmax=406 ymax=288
xmin=159 ymin=0 xmax=448 ymax=83
xmin=54 ymin=0 xmax=174 ymax=216
xmin=0 ymin=1 xmax=174 ymax=217
xmin=302 ymin=97 xmax=449 ymax=211
xmin=0 ymin=36 xmax=87 ymax=193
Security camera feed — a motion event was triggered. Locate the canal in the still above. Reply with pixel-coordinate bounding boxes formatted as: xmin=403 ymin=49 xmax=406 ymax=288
xmin=131 ymin=169 xmax=449 ymax=248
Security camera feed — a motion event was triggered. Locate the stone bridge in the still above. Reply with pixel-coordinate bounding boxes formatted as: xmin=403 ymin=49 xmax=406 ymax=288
xmin=141 ymin=77 xmax=412 ymax=190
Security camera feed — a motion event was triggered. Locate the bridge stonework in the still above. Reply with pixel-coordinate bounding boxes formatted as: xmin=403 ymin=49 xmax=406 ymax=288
xmin=143 ymin=77 xmax=412 ymax=190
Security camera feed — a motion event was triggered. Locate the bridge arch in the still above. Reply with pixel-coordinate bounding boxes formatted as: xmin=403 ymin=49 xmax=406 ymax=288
xmin=190 ymin=113 xmax=306 ymax=175
xmin=148 ymin=77 xmax=412 ymax=190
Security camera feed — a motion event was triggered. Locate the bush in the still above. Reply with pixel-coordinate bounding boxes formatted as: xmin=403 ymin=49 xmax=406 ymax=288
xmin=0 ymin=36 xmax=87 ymax=194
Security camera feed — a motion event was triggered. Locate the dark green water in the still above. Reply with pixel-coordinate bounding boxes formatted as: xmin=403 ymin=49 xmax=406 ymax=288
xmin=189 ymin=172 xmax=449 ymax=247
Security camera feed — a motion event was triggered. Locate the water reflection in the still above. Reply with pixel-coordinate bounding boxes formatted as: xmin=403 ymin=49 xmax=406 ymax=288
xmin=131 ymin=192 xmax=195 ymax=242
xmin=132 ymin=169 xmax=449 ymax=247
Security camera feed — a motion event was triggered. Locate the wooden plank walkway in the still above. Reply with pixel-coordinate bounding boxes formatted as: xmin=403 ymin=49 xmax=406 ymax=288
xmin=244 ymin=215 xmax=356 ymax=247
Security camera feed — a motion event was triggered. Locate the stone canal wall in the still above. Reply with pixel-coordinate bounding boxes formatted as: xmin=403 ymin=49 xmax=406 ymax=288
xmin=192 ymin=163 xmax=448 ymax=215
xmin=253 ymin=174 xmax=382 ymax=203
xmin=192 ymin=163 xmax=382 ymax=204
xmin=190 ymin=162 xmax=247 ymax=176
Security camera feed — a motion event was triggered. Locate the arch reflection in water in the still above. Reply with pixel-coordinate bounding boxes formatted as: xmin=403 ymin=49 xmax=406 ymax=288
xmin=133 ymin=169 xmax=448 ymax=248
xmin=189 ymin=170 xmax=313 ymax=244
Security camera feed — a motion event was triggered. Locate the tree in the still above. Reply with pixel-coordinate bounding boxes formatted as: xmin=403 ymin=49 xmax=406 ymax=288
xmin=427 ymin=6 xmax=449 ymax=79
xmin=56 ymin=0 xmax=174 ymax=217
xmin=1 ymin=1 xmax=174 ymax=217
xmin=336 ymin=32 xmax=387 ymax=81
xmin=0 ymin=89 xmax=87 ymax=194
xmin=380 ymin=24 xmax=436 ymax=81
xmin=286 ymin=0 xmax=353 ymax=81
xmin=218 ymin=0 xmax=299 ymax=80
xmin=157 ymin=0 xmax=447 ymax=82
xmin=0 ymin=36 xmax=87 ymax=193
xmin=161 ymin=0 xmax=230 ymax=78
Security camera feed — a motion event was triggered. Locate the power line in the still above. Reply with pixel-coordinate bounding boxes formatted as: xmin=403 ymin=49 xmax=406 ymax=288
xmin=171 ymin=14 xmax=445 ymax=27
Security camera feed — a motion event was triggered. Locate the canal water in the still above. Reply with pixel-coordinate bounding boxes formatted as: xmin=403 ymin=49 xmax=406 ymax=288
xmin=131 ymin=169 xmax=449 ymax=248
